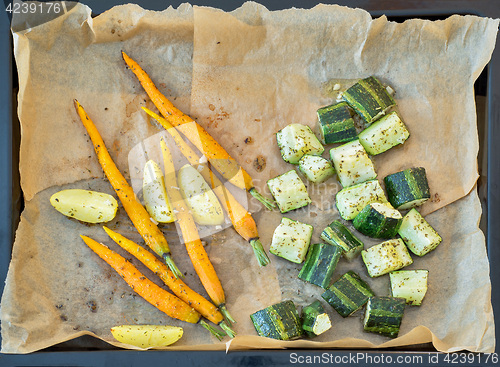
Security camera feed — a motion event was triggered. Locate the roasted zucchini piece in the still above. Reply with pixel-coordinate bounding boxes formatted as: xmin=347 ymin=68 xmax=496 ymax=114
xmin=276 ymin=123 xmax=324 ymax=164
xmin=301 ymin=300 xmax=332 ymax=337
xmin=250 ymin=300 xmax=303 ymax=340
xmin=342 ymin=76 xmax=396 ymax=124
xmin=353 ymin=202 xmax=402 ymax=239
xmin=363 ymin=296 xmax=406 ymax=338
xmin=361 ymin=239 xmax=413 ymax=277
xmin=390 ymin=270 xmax=429 ymax=306
xmin=321 ymin=271 xmax=375 ymax=317
xmin=320 ymin=220 xmax=364 ymax=260
xmin=267 ymin=170 xmax=312 ymax=213
xmin=270 ymin=217 xmax=313 ymax=264
xmin=398 ymin=208 xmax=442 ymax=256
xmin=317 ymin=102 xmax=357 ymax=144
xmin=330 ymin=139 xmax=377 ymax=188
xmin=335 ymin=179 xmax=390 ymax=220
xmin=298 ymin=243 xmax=343 ymax=288
xmin=298 ymin=155 xmax=335 ymax=183
xmin=357 ymin=111 xmax=410 ymax=155
xmin=384 ymin=167 xmax=430 ymax=210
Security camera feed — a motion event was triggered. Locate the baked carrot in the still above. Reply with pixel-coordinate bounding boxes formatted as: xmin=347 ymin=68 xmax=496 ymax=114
xmin=74 ymin=100 xmax=182 ymax=279
xmin=80 ymin=235 xmax=226 ymax=339
xmin=143 ymin=107 xmax=270 ymax=266
xmin=102 ymin=226 xmax=235 ymax=337
xmin=160 ymin=137 xmax=235 ymax=325
xmin=121 ymin=51 xmax=275 ymax=210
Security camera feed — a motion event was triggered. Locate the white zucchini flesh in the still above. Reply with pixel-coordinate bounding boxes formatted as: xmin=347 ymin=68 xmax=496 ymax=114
xmin=329 ymin=139 xmax=377 ymax=188
xmin=267 ymin=169 xmax=312 ymax=213
xmin=276 ymin=123 xmax=324 ymax=164
xmin=270 ymin=217 xmax=313 ymax=264
xmin=390 ymin=270 xmax=428 ymax=306
xmin=398 ymin=208 xmax=442 ymax=256
xmin=358 ymin=112 xmax=410 ymax=155
xmin=298 ymin=154 xmax=335 ymax=183
xmin=50 ymin=189 xmax=118 ymax=223
xmin=335 ymin=179 xmax=390 ymax=220
xmin=177 ymin=164 xmax=225 ymax=226
xmin=361 ymin=239 xmax=413 ymax=277
xmin=143 ymin=160 xmax=174 ymax=223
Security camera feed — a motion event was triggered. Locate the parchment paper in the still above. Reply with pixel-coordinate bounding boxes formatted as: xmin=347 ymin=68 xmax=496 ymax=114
xmin=1 ymin=1 xmax=498 ymax=354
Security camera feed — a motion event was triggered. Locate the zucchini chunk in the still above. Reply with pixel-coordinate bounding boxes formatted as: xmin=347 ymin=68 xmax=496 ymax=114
xmin=177 ymin=164 xmax=225 ymax=226
xmin=384 ymin=167 xmax=430 ymax=210
xmin=361 ymin=239 xmax=413 ymax=277
xmin=398 ymin=208 xmax=442 ymax=256
xmin=320 ymin=220 xmax=364 ymax=260
xmin=330 ymin=139 xmax=377 ymax=188
xmin=353 ymin=202 xmax=402 ymax=239
xmin=390 ymin=270 xmax=429 ymax=306
xmin=50 ymin=189 xmax=118 ymax=224
xmin=321 ymin=271 xmax=375 ymax=317
xmin=317 ymin=102 xmax=357 ymax=144
xmin=335 ymin=179 xmax=390 ymax=220
xmin=267 ymin=170 xmax=312 ymax=213
xmin=298 ymin=155 xmax=335 ymax=183
xmin=298 ymin=243 xmax=343 ymax=288
xmin=250 ymin=300 xmax=303 ymax=340
xmin=342 ymin=76 xmax=396 ymax=124
xmin=276 ymin=123 xmax=324 ymax=164
xmin=142 ymin=160 xmax=175 ymax=223
xmin=357 ymin=111 xmax=410 ymax=155
xmin=301 ymin=300 xmax=332 ymax=337
xmin=270 ymin=217 xmax=313 ymax=264
xmin=363 ymin=296 xmax=406 ymax=338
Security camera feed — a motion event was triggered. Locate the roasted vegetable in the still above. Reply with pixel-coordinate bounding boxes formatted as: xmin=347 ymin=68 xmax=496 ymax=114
xmin=363 ymin=296 xmax=406 ymax=338
xmin=50 ymin=189 xmax=117 ymax=223
xmin=110 ymin=325 xmax=183 ymax=348
xmin=298 ymin=243 xmax=342 ymax=288
xmin=317 ymin=102 xmax=357 ymax=144
xmin=276 ymin=123 xmax=324 ymax=164
xmin=335 ymin=179 xmax=390 ymax=220
xmin=353 ymin=202 xmax=402 ymax=239
xmin=361 ymin=239 xmax=413 ymax=277
xmin=270 ymin=217 xmax=313 ymax=264
xmin=250 ymin=300 xmax=303 ymax=340
xmin=384 ymin=167 xmax=430 ymax=210
xmin=398 ymin=208 xmax=442 ymax=256
xmin=298 ymin=155 xmax=335 ymax=183
xmin=320 ymin=220 xmax=364 ymax=260
xmin=267 ymin=170 xmax=312 ymax=213
xmin=142 ymin=160 xmax=174 ymax=223
xmin=330 ymin=139 xmax=377 ymax=188
xmin=301 ymin=300 xmax=332 ymax=337
xmin=390 ymin=270 xmax=429 ymax=306
xmin=321 ymin=271 xmax=374 ymax=317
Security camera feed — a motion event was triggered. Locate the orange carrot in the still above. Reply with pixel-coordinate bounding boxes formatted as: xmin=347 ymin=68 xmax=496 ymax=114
xmin=121 ymin=51 xmax=275 ymax=210
xmin=74 ymin=100 xmax=182 ymax=278
xmin=143 ymin=107 xmax=270 ymax=266
xmin=102 ymin=226 xmax=235 ymax=337
xmin=160 ymin=137 xmax=235 ymax=325
xmin=81 ymin=235 xmax=227 ymax=339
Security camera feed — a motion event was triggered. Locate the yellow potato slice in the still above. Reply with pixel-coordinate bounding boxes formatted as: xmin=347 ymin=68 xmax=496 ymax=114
xmin=178 ymin=164 xmax=225 ymax=226
xmin=50 ymin=189 xmax=118 ymax=223
xmin=142 ymin=160 xmax=175 ymax=223
xmin=110 ymin=325 xmax=183 ymax=348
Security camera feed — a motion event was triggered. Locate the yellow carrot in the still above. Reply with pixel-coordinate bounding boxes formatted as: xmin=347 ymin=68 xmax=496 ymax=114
xmin=74 ymin=100 xmax=182 ymax=278
xmin=143 ymin=107 xmax=270 ymax=266
xmin=102 ymin=226 xmax=235 ymax=337
xmin=80 ymin=235 xmax=227 ymax=339
xmin=160 ymin=137 xmax=235 ymax=324
xmin=121 ymin=51 xmax=275 ymax=210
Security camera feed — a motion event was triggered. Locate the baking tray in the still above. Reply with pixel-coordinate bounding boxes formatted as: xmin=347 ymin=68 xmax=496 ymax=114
xmin=0 ymin=1 xmax=498 ymax=366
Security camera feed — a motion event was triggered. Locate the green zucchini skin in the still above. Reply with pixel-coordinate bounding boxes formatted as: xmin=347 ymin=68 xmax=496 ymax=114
xmin=250 ymin=300 xmax=303 ymax=340
xmin=384 ymin=167 xmax=430 ymax=210
xmin=301 ymin=300 xmax=332 ymax=337
xmin=320 ymin=220 xmax=364 ymax=260
xmin=321 ymin=271 xmax=375 ymax=317
xmin=335 ymin=179 xmax=390 ymax=220
xmin=363 ymin=296 xmax=406 ymax=338
xmin=353 ymin=203 xmax=402 ymax=239
xmin=317 ymin=102 xmax=357 ymax=144
xmin=342 ymin=76 xmax=396 ymax=124
xmin=298 ymin=243 xmax=343 ymax=288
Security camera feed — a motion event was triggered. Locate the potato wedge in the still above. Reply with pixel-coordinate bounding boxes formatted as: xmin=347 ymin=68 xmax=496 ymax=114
xmin=177 ymin=164 xmax=224 ymax=226
xmin=143 ymin=160 xmax=175 ymax=223
xmin=110 ymin=325 xmax=183 ymax=348
xmin=50 ymin=189 xmax=118 ymax=223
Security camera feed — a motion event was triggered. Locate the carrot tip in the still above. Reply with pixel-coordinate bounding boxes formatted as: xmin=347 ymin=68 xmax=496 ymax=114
xmin=219 ymin=304 xmax=236 ymax=325
xmin=163 ymin=253 xmax=183 ymax=279
xmin=250 ymin=239 xmax=270 ymax=267
xmin=249 ymin=188 xmax=276 ymax=210
xmin=220 ymin=321 xmax=236 ymax=339
xmin=199 ymin=320 xmax=226 ymax=341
